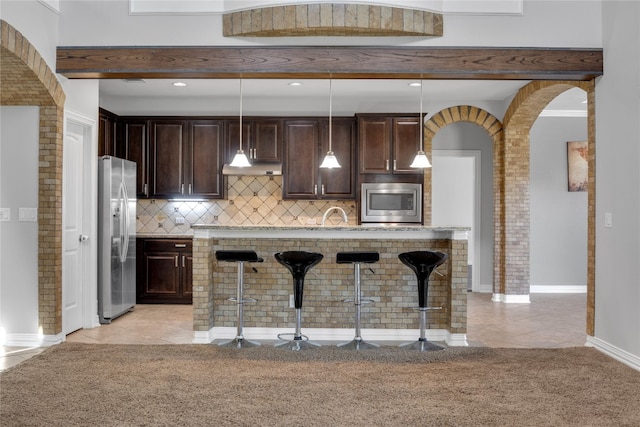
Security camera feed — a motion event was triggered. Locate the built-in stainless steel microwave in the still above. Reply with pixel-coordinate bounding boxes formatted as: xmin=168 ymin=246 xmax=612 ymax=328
xmin=360 ymin=183 xmax=422 ymax=224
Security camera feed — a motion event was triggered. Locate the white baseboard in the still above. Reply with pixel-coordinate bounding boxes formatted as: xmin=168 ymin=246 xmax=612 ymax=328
xmin=197 ymin=327 xmax=468 ymax=347
xmin=477 ymin=283 xmax=493 ymax=293
xmin=530 ymin=285 xmax=587 ymax=293
xmin=586 ymin=335 xmax=640 ymax=372
xmin=3 ymin=333 xmax=63 ymax=347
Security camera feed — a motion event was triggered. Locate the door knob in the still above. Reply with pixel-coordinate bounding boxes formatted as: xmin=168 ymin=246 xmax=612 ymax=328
xmin=79 ymin=235 xmax=89 ymax=242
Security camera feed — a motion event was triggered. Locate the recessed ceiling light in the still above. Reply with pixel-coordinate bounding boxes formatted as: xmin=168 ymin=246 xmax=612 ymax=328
xmin=288 ymin=82 xmax=302 ymax=86
xmin=408 ymin=82 xmax=422 ymax=87
xmin=172 ymin=82 xmax=187 ymax=87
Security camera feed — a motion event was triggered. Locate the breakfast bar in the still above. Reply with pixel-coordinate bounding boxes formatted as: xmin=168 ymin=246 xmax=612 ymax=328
xmin=191 ymin=225 xmax=469 ymax=346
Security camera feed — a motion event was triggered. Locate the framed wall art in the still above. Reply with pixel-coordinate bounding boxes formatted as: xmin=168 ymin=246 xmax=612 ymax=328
xmin=567 ymin=141 xmax=588 ymax=192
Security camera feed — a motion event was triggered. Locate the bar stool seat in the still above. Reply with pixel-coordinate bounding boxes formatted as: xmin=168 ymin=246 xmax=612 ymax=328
xmin=216 ymin=250 xmax=264 ymax=348
xmin=336 ymin=251 xmax=379 ymax=350
xmin=274 ymin=251 xmax=323 ymax=351
xmin=398 ymin=251 xmax=448 ymax=351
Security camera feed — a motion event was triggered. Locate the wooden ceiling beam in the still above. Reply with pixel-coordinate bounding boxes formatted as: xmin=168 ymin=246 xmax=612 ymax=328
xmin=56 ymin=46 xmax=603 ymax=81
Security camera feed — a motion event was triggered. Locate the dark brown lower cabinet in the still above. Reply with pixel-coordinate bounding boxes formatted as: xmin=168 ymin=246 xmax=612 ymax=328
xmin=137 ymin=238 xmax=192 ymax=304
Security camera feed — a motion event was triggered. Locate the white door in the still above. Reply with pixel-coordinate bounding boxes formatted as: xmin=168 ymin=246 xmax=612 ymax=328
xmin=62 ymin=127 xmax=85 ymax=334
xmin=432 ymin=150 xmax=481 ymax=291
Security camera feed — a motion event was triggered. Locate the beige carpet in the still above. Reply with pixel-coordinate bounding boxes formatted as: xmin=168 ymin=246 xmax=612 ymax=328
xmin=1 ymin=343 xmax=639 ymax=426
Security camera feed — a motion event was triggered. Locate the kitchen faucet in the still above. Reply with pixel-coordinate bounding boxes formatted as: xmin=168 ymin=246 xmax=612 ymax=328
xmin=321 ymin=206 xmax=348 ymax=226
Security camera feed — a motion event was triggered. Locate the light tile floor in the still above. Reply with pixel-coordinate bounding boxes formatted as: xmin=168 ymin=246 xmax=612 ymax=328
xmin=1 ymin=292 xmax=587 ymax=371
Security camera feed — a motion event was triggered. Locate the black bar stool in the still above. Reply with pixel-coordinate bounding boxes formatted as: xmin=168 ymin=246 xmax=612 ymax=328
xmin=274 ymin=251 xmax=324 ymax=350
xmin=215 ymin=250 xmax=264 ymax=348
xmin=336 ymin=251 xmax=379 ymax=350
xmin=398 ymin=251 xmax=448 ymax=351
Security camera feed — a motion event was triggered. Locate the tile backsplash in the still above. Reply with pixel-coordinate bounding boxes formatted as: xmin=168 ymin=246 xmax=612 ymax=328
xmin=137 ymin=176 xmax=356 ymax=235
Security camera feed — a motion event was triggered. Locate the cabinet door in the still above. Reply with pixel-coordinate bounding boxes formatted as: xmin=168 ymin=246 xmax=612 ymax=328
xmin=283 ymin=120 xmax=319 ymax=199
xmin=182 ymin=253 xmax=193 ymax=298
xmin=189 ymin=120 xmax=224 ymax=198
xmin=320 ymin=118 xmax=356 ymax=199
xmin=142 ymin=251 xmax=181 ymax=300
xmin=392 ymin=117 xmax=422 ymax=173
xmin=122 ymin=120 xmax=148 ymax=197
xmin=358 ymin=117 xmax=390 ymax=174
xmin=253 ymin=119 xmax=282 ymax=162
xmin=149 ymin=120 xmax=187 ymax=198
xmin=98 ymin=110 xmax=116 ymax=157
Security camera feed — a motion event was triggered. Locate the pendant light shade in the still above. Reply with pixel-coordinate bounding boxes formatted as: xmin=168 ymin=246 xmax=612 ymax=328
xmin=319 ymin=79 xmax=341 ymax=169
xmin=411 ymin=80 xmax=432 ymax=169
xmin=229 ymin=79 xmax=251 ymax=167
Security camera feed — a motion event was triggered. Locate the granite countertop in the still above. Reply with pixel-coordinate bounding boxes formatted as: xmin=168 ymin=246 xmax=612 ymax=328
xmin=191 ymin=224 xmax=469 ymax=232
xmin=190 ymin=224 xmax=470 ymax=240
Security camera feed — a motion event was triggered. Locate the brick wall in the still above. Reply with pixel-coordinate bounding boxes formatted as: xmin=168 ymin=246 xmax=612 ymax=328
xmin=194 ymin=236 xmax=467 ymax=336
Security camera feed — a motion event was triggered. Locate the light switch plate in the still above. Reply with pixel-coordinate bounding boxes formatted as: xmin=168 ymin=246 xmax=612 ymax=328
xmin=0 ymin=208 xmax=10 ymax=222
xmin=604 ymin=212 xmax=613 ymax=228
xmin=19 ymin=207 xmax=38 ymax=222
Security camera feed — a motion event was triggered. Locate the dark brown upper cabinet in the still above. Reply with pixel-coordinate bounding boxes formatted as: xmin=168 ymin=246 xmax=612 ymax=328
xmin=225 ymin=118 xmax=282 ymax=164
xmin=149 ymin=120 xmax=188 ymax=198
xmin=120 ymin=119 xmax=148 ymax=197
xmin=358 ymin=114 xmax=424 ymax=175
xmin=98 ymin=108 xmax=117 ymax=157
xmin=282 ymin=118 xmax=355 ymax=200
xmin=148 ymin=119 xmax=224 ymax=199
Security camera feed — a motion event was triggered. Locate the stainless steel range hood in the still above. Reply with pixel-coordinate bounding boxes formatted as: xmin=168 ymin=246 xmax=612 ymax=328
xmin=222 ymin=163 xmax=282 ymax=176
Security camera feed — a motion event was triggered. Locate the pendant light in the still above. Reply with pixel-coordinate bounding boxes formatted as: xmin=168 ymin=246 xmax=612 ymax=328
xmin=319 ymin=79 xmax=341 ymax=169
xmin=229 ymin=78 xmax=251 ymax=167
xmin=410 ymin=80 xmax=432 ymax=168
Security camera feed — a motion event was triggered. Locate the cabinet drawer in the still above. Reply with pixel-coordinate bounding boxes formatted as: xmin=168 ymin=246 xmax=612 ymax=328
xmin=143 ymin=239 xmax=192 ymax=252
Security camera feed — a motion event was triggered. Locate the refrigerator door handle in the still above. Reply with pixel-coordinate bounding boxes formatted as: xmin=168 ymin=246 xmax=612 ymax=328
xmin=118 ymin=182 xmax=130 ymax=263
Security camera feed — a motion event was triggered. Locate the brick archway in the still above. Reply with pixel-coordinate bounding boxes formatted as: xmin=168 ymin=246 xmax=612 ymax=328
xmin=422 ymin=106 xmax=503 ymax=291
xmin=501 ymin=80 xmax=594 ymax=331
xmin=0 ymin=20 xmax=66 ymax=338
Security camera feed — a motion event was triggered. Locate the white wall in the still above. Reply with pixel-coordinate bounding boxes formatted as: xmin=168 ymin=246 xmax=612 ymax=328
xmin=57 ymin=0 xmax=601 ymax=48
xmin=0 ymin=0 xmax=60 ymax=69
xmin=0 ymin=107 xmax=41 ymax=339
xmin=530 ymin=116 xmax=588 ymax=292
xmin=594 ymin=1 xmax=640 ymax=358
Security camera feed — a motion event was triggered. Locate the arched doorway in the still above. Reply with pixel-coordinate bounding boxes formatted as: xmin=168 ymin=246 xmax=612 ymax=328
xmin=0 ymin=20 xmax=66 ymax=341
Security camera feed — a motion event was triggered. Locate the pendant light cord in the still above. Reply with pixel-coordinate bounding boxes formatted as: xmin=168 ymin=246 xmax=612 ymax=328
xmin=239 ymin=78 xmax=243 ymax=151
xmin=419 ymin=79 xmax=423 ymax=151
xmin=329 ymin=79 xmax=333 ymax=152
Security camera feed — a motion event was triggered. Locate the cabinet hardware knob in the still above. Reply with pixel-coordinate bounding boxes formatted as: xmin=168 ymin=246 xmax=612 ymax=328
xmin=394 ymin=159 xmax=397 ymax=171
xmin=385 ymin=160 xmax=389 ymax=171
xmin=321 ymin=184 xmax=325 ymax=195
xmin=314 ymin=184 xmax=317 ymax=195
xmin=175 ymin=243 xmax=187 ymax=248
xmin=175 ymin=255 xmax=178 ymax=268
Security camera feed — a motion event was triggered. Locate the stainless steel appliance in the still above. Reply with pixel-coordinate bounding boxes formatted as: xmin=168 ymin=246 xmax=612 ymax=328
xmin=98 ymin=156 xmax=136 ymax=324
xmin=360 ymin=182 xmax=422 ymax=224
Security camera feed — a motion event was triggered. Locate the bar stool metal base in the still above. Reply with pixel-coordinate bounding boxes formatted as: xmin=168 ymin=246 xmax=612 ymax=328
xmin=337 ymin=338 xmax=379 ymax=350
xmin=275 ymin=336 xmax=321 ymax=351
xmin=401 ymin=338 xmax=444 ymax=352
xmin=219 ymin=337 xmax=261 ymax=349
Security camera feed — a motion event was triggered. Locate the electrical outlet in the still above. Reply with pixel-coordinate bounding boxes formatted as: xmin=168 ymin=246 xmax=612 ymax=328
xmin=0 ymin=208 xmax=10 ymax=222
xmin=175 ymin=217 xmax=185 ymax=225
xmin=19 ymin=208 xmax=37 ymax=222
xmin=604 ymin=212 xmax=613 ymax=228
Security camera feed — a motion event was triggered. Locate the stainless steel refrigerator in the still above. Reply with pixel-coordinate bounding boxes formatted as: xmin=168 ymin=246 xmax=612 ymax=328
xmin=98 ymin=156 xmax=136 ymax=324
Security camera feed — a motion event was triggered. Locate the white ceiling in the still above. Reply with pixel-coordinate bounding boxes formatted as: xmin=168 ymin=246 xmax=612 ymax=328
xmin=98 ymin=79 xmax=587 ymax=117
